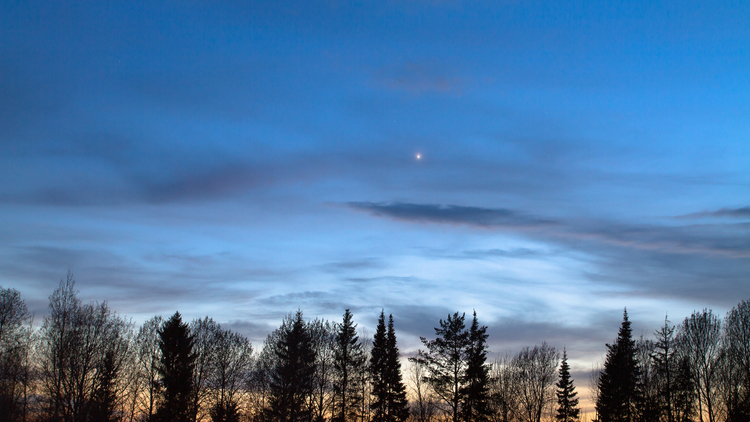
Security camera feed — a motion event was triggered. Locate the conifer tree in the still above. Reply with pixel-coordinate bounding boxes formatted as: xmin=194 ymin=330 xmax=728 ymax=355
xmin=371 ymin=311 xmax=389 ymax=422
xmin=156 ymin=311 xmax=197 ymax=422
xmin=266 ymin=310 xmax=316 ymax=422
xmin=333 ymin=309 xmax=365 ymax=422
xmin=596 ymin=309 xmax=639 ymax=422
xmin=89 ymin=350 xmax=119 ymax=422
xmin=653 ymin=316 xmax=676 ymax=422
xmin=461 ymin=311 xmax=491 ymax=422
xmin=555 ymin=349 xmax=580 ymax=422
xmin=386 ymin=314 xmax=410 ymax=422
xmin=371 ymin=311 xmax=409 ymax=422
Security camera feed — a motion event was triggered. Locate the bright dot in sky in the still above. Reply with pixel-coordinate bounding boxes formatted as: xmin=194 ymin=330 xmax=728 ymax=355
xmin=416 ymin=153 xmax=422 ymax=160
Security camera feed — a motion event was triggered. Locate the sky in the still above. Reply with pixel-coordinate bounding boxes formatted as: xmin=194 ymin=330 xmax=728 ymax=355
xmin=1 ymin=0 xmax=749 ymax=404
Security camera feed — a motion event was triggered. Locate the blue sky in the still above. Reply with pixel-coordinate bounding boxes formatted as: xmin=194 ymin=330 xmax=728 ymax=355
xmin=2 ymin=0 xmax=749 ymax=389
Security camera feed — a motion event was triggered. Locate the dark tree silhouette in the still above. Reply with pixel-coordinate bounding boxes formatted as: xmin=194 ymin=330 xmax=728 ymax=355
xmin=156 ymin=311 xmax=197 ymax=422
xmin=672 ymin=356 xmax=695 ymax=422
xmin=653 ymin=316 xmax=676 ymax=422
xmin=460 ymin=311 xmax=491 ymax=422
xmin=677 ymin=309 xmax=721 ymax=422
xmin=39 ymin=273 xmax=131 ymax=422
xmin=372 ymin=312 xmax=409 ymax=422
xmin=414 ymin=312 xmax=470 ymax=422
xmin=555 ymin=349 xmax=580 ymax=422
xmin=385 ymin=314 xmax=410 ymax=422
xmin=265 ymin=310 xmax=316 ymax=422
xmin=333 ymin=309 xmax=365 ymax=422
xmin=371 ymin=311 xmax=389 ymax=422
xmin=596 ymin=309 xmax=639 ymax=422
xmin=0 ymin=286 xmax=32 ymax=422
xmin=89 ymin=350 xmax=119 ymax=422
xmin=722 ymin=300 xmax=750 ymax=422
xmin=209 ymin=326 xmax=252 ymax=422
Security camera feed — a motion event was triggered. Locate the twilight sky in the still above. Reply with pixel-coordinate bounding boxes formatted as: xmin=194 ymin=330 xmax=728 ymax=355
xmin=1 ymin=0 xmax=749 ymax=395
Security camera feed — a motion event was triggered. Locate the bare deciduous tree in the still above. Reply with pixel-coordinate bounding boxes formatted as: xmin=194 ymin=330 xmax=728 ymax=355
xmin=38 ymin=272 xmax=132 ymax=422
xmin=0 ymin=286 xmax=34 ymax=421
xmin=513 ymin=343 xmax=558 ymax=422
xmin=676 ymin=309 xmax=721 ymax=422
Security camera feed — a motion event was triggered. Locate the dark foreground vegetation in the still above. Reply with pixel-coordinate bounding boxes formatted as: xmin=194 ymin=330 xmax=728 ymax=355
xmin=0 ymin=272 xmax=748 ymax=422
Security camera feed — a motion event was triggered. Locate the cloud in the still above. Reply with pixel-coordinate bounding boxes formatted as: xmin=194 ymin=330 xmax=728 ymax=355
xmin=676 ymin=207 xmax=750 ymax=219
xmin=347 ymin=202 xmax=556 ymax=228
xmin=375 ymin=61 xmax=464 ymax=95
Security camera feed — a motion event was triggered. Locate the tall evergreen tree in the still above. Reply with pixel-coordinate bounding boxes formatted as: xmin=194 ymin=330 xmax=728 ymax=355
xmin=156 ymin=311 xmax=197 ymax=422
xmin=653 ymin=316 xmax=676 ymax=422
xmin=385 ymin=314 xmax=410 ymax=422
xmin=266 ymin=310 xmax=316 ymax=422
xmin=89 ymin=349 xmax=119 ymax=422
xmin=555 ymin=349 xmax=580 ymax=422
xmin=596 ymin=309 xmax=640 ymax=422
xmin=371 ymin=311 xmax=410 ymax=422
xmin=460 ymin=311 xmax=491 ymax=422
xmin=333 ymin=309 xmax=365 ymax=422
xmin=371 ymin=311 xmax=389 ymax=422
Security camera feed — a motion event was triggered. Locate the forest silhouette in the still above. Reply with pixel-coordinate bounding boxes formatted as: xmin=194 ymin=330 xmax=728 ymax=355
xmin=0 ymin=272 xmax=748 ymax=422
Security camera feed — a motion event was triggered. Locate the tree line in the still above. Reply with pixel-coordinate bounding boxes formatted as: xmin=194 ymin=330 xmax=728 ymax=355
xmin=593 ymin=305 xmax=750 ymax=422
xmin=0 ymin=272 xmax=747 ymax=422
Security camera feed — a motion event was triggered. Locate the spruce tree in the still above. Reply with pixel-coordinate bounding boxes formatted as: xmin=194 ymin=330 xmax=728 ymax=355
xmin=156 ymin=311 xmax=197 ymax=422
xmin=371 ymin=311 xmax=389 ymax=422
xmin=333 ymin=309 xmax=365 ymax=422
xmin=653 ymin=316 xmax=675 ymax=422
xmin=266 ymin=310 xmax=316 ymax=422
xmin=596 ymin=309 xmax=639 ymax=422
xmin=385 ymin=314 xmax=410 ymax=422
xmin=89 ymin=350 xmax=119 ymax=422
xmin=555 ymin=349 xmax=580 ymax=422
xmin=460 ymin=311 xmax=491 ymax=422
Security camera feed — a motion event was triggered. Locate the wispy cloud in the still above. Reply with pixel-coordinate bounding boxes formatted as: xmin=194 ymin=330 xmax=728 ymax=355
xmin=347 ymin=202 xmax=556 ymax=228
xmin=675 ymin=207 xmax=750 ymax=219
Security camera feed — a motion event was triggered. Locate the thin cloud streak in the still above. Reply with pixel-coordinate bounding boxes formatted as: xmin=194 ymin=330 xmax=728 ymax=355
xmin=348 ymin=202 xmax=557 ymax=228
xmin=675 ymin=206 xmax=750 ymax=219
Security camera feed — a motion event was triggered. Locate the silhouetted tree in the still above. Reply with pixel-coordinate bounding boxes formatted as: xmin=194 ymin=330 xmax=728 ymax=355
xmin=676 ymin=309 xmax=721 ymax=422
xmin=156 ymin=311 xmax=196 ymax=422
xmin=133 ymin=315 xmax=163 ymax=422
xmin=308 ymin=318 xmax=335 ymax=422
xmin=489 ymin=355 xmax=519 ymax=422
xmin=209 ymin=327 xmax=253 ymax=422
xmin=722 ymin=300 xmax=750 ymax=422
xmin=635 ymin=337 xmax=660 ymax=422
xmin=190 ymin=317 xmax=220 ymax=422
xmin=89 ymin=350 xmax=119 ymax=422
xmin=385 ymin=314 xmax=409 ymax=422
xmin=413 ymin=312 xmax=470 ymax=422
xmin=653 ymin=316 xmax=676 ymax=422
xmin=265 ymin=310 xmax=315 ymax=422
xmin=596 ymin=309 xmax=639 ymax=422
xmin=371 ymin=311 xmax=389 ymax=422
xmin=460 ymin=311 xmax=490 ymax=422
xmin=515 ymin=343 xmax=558 ymax=422
xmin=407 ymin=358 xmax=438 ymax=422
xmin=555 ymin=349 xmax=579 ymax=422
xmin=333 ymin=309 xmax=365 ymax=422
xmin=672 ymin=356 xmax=696 ymax=422
xmin=38 ymin=273 xmax=132 ymax=422
xmin=0 ymin=286 xmax=33 ymax=422
xmin=372 ymin=312 xmax=409 ymax=422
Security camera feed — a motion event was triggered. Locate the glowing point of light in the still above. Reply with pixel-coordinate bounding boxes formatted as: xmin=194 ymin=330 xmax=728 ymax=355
xmin=416 ymin=153 xmax=422 ymax=160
